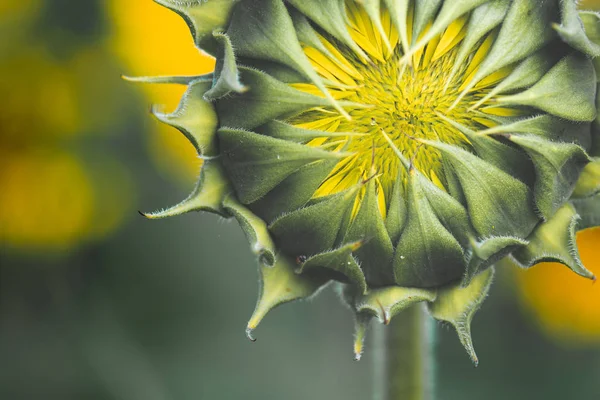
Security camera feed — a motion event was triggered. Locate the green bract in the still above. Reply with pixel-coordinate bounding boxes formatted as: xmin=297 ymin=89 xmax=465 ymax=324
xmin=132 ymin=0 xmax=600 ymax=363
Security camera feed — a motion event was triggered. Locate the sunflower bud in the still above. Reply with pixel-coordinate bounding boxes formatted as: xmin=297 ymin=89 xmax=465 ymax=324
xmin=132 ymin=0 xmax=600 ymax=363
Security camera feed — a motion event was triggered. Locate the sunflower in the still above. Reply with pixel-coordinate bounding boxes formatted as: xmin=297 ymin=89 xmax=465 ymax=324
xmin=132 ymin=0 xmax=600 ymax=364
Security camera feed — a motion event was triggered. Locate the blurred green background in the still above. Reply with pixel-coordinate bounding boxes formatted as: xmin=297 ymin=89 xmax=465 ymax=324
xmin=2 ymin=1 xmax=600 ymax=399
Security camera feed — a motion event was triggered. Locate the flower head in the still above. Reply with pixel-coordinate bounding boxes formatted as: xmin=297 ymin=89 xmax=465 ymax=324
xmin=133 ymin=0 xmax=600 ymax=363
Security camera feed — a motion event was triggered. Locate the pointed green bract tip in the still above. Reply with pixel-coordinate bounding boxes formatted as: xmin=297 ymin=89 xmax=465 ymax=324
xmin=353 ymin=313 xmax=371 ymax=361
xmin=429 ymin=268 xmax=495 ymax=365
xmin=514 ymin=203 xmax=595 ymax=280
xmin=355 ymin=286 xmax=437 ymax=325
xmin=246 ymin=254 xmax=328 ymax=340
xmin=463 ymin=236 xmax=527 ymax=287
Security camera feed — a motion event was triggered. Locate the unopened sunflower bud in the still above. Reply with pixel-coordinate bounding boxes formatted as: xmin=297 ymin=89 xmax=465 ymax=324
xmin=132 ymin=0 xmax=600 ymax=364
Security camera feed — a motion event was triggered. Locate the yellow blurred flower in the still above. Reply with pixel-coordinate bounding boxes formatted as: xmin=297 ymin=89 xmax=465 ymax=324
xmin=0 ymin=0 xmax=39 ymax=20
xmin=108 ymin=0 xmax=215 ymax=183
xmin=0 ymin=0 xmax=40 ymax=55
xmin=0 ymin=150 xmax=94 ymax=250
xmin=1 ymin=49 xmax=81 ymax=142
xmin=515 ymin=228 xmax=600 ymax=344
xmin=0 ymin=46 xmax=132 ymax=252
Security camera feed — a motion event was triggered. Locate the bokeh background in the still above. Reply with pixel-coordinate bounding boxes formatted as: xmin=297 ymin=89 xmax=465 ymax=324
xmin=1 ymin=1 xmax=600 ymax=399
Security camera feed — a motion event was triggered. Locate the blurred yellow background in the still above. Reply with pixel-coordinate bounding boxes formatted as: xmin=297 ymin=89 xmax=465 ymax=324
xmin=109 ymin=0 xmax=214 ymax=184
xmin=1 ymin=1 xmax=600 ymax=399
xmin=1 ymin=0 xmax=133 ymax=252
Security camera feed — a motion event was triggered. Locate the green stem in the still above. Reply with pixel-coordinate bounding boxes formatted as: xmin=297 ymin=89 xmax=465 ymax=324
xmin=374 ymin=304 xmax=435 ymax=400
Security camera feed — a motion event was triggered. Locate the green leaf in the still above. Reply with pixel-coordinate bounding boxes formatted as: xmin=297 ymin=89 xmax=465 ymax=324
xmin=385 ymin=172 xmax=407 ymax=244
xmin=123 ymin=74 xmax=208 ymax=86
xmin=480 ymin=114 xmax=593 ymax=150
xmin=459 ymin=0 xmax=559 ymax=94
xmin=219 ymin=127 xmax=344 ymax=204
xmin=442 ymin=158 xmax=466 ymax=206
xmin=411 ymin=0 xmax=443 ymax=45
xmin=256 ymin=120 xmax=357 ymax=143
xmin=203 ymin=32 xmax=247 ymax=101
xmin=237 ymin=57 xmax=307 ymax=84
xmin=269 ymin=187 xmax=359 ymax=257
xmin=352 ymin=0 xmax=392 ymax=52
xmin=352 ymin=312 xmax=372 ymax=361
xmin=512 ymin=203 xmax=595 ymax=280
xmin=354 ymin=285 xmax=436 ymax=325
xmin=579 ymin=11 xmax=600 ymax=79
xmin=555 ymin=2 xmax=600 ymax=58
xmin=393 ymin=168 xmax=466 ymax=288
xmin=249 ymin=159 xmax=338 ymax=223
xmin=470 ymin=47 xmax=560 ymax=110
xmin=223 ymin=195 xmax=276 ymax=266
xmin=438 ymin=115 xmax=534 ymax=185
xmin=226 ymin=0 xmax=349 ymax=117
xmin=286 ymin=0 xmax=369 ymax=60
xmin=216 ymin=67 xmax=344 ymax=130
xmin=141 ymin=161 xmax=231 ymax=219
xmin=429 ymin=267 xmax=495 ymax=366
xmin=345 ymin=179 xmax=395 ymax=287
xmin=289 ymin=8 xmax=340 ymax=63
xmin=497 ymin=53 xmax=597 ymax=122
xmin=382 ymin=0 xmax=410 ymax=54
xmin=246 ymin=254 xmax=329 ymax=341
xmin=297 ymin=241 xmax=367 ymax=294
xmin=417 ymin=166 xmax=472 ymax=246
xmin=506 ymin=134 xmax=590 ymax=219
xmin=154 ymin=0 xmax=240 ymax=55
xmin=151 ymin=78 xmax=219 ymax=156
xmin=463 ymin=236 xmax=527 ymax=287
xmin=401 ymin=0 xmax=489 ymax=63
xmin=447 ymin=0 xmax=511 ymax=87
xmin=425 ymin=141 xmax=540 ymax=238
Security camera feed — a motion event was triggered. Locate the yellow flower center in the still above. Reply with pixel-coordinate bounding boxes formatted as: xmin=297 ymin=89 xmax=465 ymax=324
xmin=290 ymin=2 xmax=522 ymax=215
